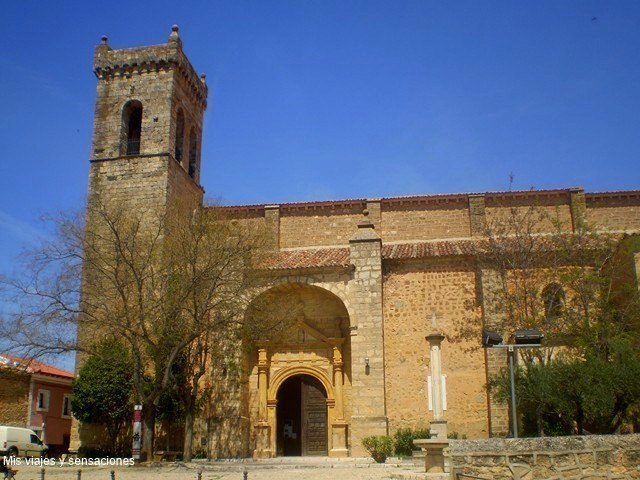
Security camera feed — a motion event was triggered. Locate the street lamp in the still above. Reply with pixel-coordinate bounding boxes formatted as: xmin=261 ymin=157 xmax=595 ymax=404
xmin=481 ymin=328 xmax=544 ymax=438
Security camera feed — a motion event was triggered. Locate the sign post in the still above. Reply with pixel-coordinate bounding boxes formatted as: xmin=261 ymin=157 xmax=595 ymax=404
xmin=132 ymin=405 xmax=143 ymax=461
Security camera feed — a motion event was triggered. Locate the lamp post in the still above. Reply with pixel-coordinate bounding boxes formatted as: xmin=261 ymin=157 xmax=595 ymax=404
xmin=481 ymin=328 xmax=544 ymax=438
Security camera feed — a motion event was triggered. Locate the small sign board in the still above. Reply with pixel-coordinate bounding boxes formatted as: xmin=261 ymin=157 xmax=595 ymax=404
xmin=132 ymin=405 xmax=143 ymax=460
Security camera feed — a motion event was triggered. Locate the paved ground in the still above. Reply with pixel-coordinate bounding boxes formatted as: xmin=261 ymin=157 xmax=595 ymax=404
xmin=5 ymin=459 xmax=431 ymax=480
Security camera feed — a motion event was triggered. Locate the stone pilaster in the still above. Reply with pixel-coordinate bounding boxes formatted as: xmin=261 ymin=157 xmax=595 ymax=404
xmin=348 ymin=217 xmax=387 ymax=455
xmin=479 ymin=269 xmax=510 ymax=437
xmin=468 ymin=194 xmax=486 ymax=237
xmin=569 ymin=187 xmax=586 ymax=232
xmin=330 ymin=345 xmax=348 ymax=457
xmin=253 ymin=347 xmax=272 ymax=458
xmin=264 ymin=205 xmax=280 ymax=250
xmin=365 ymin=198 xmax=382 ymax=231
xmin=634 ymin=252 xmax=640 ymax=294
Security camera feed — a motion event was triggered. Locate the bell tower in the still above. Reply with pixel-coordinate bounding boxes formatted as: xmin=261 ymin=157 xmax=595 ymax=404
xmin=71 ymin=27 xmax=208 ymax=453
xmin=88 ymin=25 xmax=207 ymax=212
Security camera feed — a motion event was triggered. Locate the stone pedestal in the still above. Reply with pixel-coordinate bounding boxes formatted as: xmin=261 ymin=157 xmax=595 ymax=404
xmin=329 ymin=421 xmax=349 ymax=457
xmin=429 ymin=420 xmax=448 ymax=441
xmin=253 ymin=422 xmax=272 ymax=458
xmin=414 ymin=439 xmax=449 ymax=474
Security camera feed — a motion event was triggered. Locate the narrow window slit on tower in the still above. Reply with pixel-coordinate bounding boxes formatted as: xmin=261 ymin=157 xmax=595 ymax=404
xmin=188 ymin=127 xmax=198 ymax=178
xmin=175 ymin=109 xmax=185 ymax=161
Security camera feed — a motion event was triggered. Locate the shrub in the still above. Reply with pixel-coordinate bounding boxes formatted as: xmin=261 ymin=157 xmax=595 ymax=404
xmin=362 ymin=435 xmax=393 ymax=463
xmin=393 ymin=428 xmax=431 ymax=457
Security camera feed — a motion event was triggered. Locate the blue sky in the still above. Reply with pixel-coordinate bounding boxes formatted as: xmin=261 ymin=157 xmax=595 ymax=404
xmin=1 ymin=1 xmax=639 ymax=302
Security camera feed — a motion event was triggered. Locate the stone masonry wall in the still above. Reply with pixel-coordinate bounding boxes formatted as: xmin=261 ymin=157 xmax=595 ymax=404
xmin=171 ymin=71 xmax=205 ymax=182
xmin=588 ymin=206 xmax=640 ymax=232
xmin=449 ymin=434 xmax=640 ymax=479
xmin=166 ymin=153 xmax=204 ymax=207
xmin=88 ymin=156 xmax=170 ymax=213
xmin=0 ymin=370 xmax=30 ymax=427
xmin=91 ymin=68 xmax=175 ymax=160
xmin=383 ymin=258 xmax=489 ymax=439
xmin=485 ymin=204 xmax=574 ymax=232
xmin=219 ymin=189 xmax=640 ymax=250
xmin=380 ymin=204 xmax=471 ymax=242
xmin=348 ymin=224 xmax=387 ymax=456
xmin=280 ymin=208 xmax=364 ymax=248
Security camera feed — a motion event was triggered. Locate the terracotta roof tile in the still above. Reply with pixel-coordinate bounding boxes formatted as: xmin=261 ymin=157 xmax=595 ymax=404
xmin=257 ymin=239 xmax=482 ymax=271
xmin=258 ymin=248 xmax=351 ymax=270
xmin=382 ymin=240 xmax=478 ymax=260
xmin=0 ymin=353 xmax=74 ymax=380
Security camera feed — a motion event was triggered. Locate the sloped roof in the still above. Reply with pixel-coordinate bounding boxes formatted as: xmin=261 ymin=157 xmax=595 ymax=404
xmin=258 ymin=248 xmax=351 ymax=270
xmin=382 ymin=240 xmax=478 ymax=259
xmin=0 ymin=353 xmax=74 ymax=380
xmin=258 ymin=239 xmax=480 ymax=270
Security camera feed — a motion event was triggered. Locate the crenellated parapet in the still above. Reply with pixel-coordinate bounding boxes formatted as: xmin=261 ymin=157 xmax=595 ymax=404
xmin=93 ymin=26 xmax=207 ymax=110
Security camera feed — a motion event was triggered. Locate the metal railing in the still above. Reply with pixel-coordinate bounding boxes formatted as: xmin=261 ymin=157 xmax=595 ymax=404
xmin=124 ymin=138 xmax=140 ymax=156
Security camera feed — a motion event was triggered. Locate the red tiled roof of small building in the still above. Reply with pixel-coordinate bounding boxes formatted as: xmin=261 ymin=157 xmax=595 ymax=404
xmin=0 ymin=353 xmax=74 ymax=380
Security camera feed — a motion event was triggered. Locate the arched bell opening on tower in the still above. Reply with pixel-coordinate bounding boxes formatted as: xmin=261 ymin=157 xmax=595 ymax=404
xmin=121 ymin=100 xmax=143 ymax=156
xmin=188 ymin=127 xmax=198 ymax=178
xmin=175 ymin=108 xmax=185 ymax=162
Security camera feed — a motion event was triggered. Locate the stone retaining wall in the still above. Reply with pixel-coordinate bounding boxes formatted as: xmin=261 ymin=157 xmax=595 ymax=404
xmin=448 ymin=434 xmax=640 ymax=480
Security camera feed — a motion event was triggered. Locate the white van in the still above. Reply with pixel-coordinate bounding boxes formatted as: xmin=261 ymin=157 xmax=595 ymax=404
xmin=0 ymin=426 xmax=47 ymax=458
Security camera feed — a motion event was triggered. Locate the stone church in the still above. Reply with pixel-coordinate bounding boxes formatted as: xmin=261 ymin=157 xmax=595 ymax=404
xmin=80 ymin=27 xmax=640 ymax=458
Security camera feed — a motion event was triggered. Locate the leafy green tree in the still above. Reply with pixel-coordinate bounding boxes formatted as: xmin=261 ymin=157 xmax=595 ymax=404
xmin=71 ymin=340 xmax=133 ymax=454
xmin=493 ymin=340 xmax=640 ymax=436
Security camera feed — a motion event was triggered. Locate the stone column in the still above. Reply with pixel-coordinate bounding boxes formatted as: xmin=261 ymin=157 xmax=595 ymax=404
xmin=264 ymin=205 xmax=280 ymax=250
xmin=569 ymin=187 xmax=586 ymax=232
xmin=330 ymin=344 xmax=348 ymax=457
xmin=348 ymin=216 xmax=387 ymax=456
xmin=426 ymin=331 xmax=448 ymax=440
xmin=365 ymin=198 xmax=382 ymax=231
xmin=257 ymin=348 xmax=268 ymax=420
xmin=253 ymin=347 xmax=272 ymax=458
xmin=332 ymin=345 xmax=345 ymax=420
xmin=635 ymin=252 xmax=640 ymax=293
xmin=468 ymin=194 xmax=486 ymax=237
xmin=479 ymin=269 xmax=510 ymax=437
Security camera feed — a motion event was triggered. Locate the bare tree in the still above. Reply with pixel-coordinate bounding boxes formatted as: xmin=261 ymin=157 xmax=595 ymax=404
xmin=480 ymin=205 xmax=639 ymax=359
xmin=452 ymin=203 xmax=639 ymax=362
xmin=1 ymin=200 xmax=278 ymax=460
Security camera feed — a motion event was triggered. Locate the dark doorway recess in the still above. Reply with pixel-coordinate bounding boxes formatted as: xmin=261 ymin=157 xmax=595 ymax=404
xmin=276 ymin=374 xmax=328 ymax=456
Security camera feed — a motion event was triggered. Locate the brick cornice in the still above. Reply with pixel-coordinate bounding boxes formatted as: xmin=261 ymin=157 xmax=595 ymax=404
xmin=212 ymin=188 xmax=640 ymax=216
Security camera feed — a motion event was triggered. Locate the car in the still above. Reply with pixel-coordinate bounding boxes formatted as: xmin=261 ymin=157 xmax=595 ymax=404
xmin=0 ymin=426 xmax=47 ymax=458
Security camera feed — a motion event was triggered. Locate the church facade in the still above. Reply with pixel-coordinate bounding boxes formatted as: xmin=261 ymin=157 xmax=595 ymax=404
xmin=81 ymin=28 xmax=640 ymax=458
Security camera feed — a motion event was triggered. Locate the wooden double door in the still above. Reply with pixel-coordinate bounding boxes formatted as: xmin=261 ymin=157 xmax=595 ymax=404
xmin=276 ymin=374 xmax=328 ymax=456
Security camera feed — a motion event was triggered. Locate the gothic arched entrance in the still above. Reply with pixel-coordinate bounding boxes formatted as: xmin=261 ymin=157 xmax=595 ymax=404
xmin=276 ymin=374 xmax=328 ymax=456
